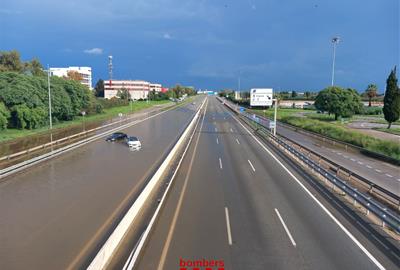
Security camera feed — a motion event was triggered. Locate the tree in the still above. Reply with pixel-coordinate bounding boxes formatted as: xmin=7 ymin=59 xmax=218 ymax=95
xmin=116 ymin=88 xmax=130 ymax=100
xmin=0 ymin=50 xmax=23 ymax=72
xmin=94 ymin=79 xmax=105 ymax=97
xmin=291 ymin=90 xmax=297 ymax=98
xmin=383 ymin=66 xmax=400 ymax=128
xmin=365 ymin=84 xmax=378 ymax=107
xmin=315 ymin=86 xmax=363 ymax=120
xmin=66 ymin=70 xmax=83 ymax=81
xmin=23 ymin=58 xmax=45 ymax=76
xmin=0 ymin=102 xmax=10 ymax=130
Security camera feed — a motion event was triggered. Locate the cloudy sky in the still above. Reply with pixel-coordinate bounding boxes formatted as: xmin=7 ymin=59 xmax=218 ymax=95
xmin=1 ymin=0 xmax=398 ymax=92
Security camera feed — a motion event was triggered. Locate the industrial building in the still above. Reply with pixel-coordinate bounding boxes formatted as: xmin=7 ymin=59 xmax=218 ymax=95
xmin=104 ymin=80 xmax=163 ymax=100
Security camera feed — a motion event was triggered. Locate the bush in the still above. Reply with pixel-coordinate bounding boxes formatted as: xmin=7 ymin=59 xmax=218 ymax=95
xmin=281 ymin=116 xmax=400 ymax=160
xmin=360 ymin=106 xmax=382 ymax=115
xmin=97 ymin=97 xmax=128 ymax=109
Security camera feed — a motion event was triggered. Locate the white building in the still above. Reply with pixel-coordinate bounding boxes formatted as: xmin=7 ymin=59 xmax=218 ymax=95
xmin=104 ymin=80 xmax=158 ymax=100
xmin=149 ymin=83 xmax=162 ymax=92
xmin=50 ymin=67 xmax=92 ymax=89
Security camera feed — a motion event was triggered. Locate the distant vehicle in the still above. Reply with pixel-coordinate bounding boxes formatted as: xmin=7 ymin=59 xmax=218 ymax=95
xmin=106 ymin=132 xmax=127 ymax=142
xmin=126 ymin=136 xmax=141 ymax=148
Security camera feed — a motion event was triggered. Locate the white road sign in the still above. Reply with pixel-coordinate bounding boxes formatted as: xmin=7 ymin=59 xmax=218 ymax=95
xmin=250 ymin=88 xmax=273 ymax=106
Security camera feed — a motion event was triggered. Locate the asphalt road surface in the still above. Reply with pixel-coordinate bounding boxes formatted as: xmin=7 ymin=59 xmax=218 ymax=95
xmin=136 ymin=97 xmax=399 ymax=270
xmin=0 ymin=97 xmax=204 ymax=270
xmin=228 ymin=100 xmax=399 ymax=197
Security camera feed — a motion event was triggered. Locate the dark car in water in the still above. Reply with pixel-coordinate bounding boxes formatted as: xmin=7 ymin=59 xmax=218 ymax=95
xmin=106 ymin=132 xmax=127 ymax=142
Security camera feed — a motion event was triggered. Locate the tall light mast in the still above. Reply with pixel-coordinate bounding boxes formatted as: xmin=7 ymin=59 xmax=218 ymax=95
xmin=108 ymin=55 xmax=113 ymax=87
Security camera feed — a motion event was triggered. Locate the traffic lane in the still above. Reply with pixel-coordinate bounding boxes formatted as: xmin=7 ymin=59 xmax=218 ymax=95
xmin=276 ymin=124 xmax=400 ymax=196
xmin=218 ymin=100 xmax=396 ymax=270
xmin=137 ymin=99 xmax=233 ymax=270
xmin=0 ymin=98 xmax=204 ymax=270
xmin=212 ymin=107 xmax=304 ymax=269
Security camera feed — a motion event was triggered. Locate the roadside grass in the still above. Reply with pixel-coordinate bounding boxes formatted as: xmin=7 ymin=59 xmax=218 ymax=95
xmin=281 ymin=116 xmax=400 ymax=160
xmin=0 ymin=100 xmax=172 ymax=143
xmin=246 ymin=107 xmax=399 ymax=159
xmin=374 ymin=127 xmax=400 ymax=136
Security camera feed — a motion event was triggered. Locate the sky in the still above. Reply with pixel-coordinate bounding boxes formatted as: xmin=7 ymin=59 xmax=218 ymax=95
xmin=0 ymin=0 xmax=399 ymax=92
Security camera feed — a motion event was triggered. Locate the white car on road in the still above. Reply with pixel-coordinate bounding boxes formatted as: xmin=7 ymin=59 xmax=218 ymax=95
xmin=126 ymin=136 xmax=141 ymax=149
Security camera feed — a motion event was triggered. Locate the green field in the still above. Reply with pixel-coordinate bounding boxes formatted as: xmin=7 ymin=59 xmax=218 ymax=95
xmin=0 ymin=100 xmax=171 ymax=143
xmin=247 ymin=107 xmax=400 ymax=160
xmin=374 ymin=127 xmax=400 ymax=136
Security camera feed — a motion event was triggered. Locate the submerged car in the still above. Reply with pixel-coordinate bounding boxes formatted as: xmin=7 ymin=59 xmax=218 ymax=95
xmin=126 ymin=136 xmax=141 ymax=148
xmin=106 ymin=132 xmax=127 ymax=142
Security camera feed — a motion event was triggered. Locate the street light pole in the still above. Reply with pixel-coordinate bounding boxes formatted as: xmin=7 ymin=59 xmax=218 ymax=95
xmin=331 ymin=36 xmax=340 ymax=86
xmin=47 ymin=65 xmax=53 ymax=148
xmin=273 ymin=98 xmax=277 ymax=136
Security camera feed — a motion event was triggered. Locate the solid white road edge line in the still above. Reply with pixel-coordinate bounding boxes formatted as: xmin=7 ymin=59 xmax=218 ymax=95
xmin=86 ymin=97 xmax=207 ymax=270
xmin=225 ymin=105 xmax=386 ymax=270
xmin=275 ymin=208 xmax=297 ymax=247
xmin=225 ymin=207 xmax=233 ymax=246
xmin=248 ymin=159 xmax=256 ymax=172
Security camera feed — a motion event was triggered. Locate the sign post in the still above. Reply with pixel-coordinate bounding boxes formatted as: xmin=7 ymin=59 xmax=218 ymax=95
xmin=250 ymin=88 xmax=273 ymax=107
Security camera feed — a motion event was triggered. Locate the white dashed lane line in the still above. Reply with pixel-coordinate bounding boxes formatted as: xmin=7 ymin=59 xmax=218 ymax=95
xmin=375 ymin=169 xmax=382 ymax=173
xmin=236 ymin=138 xmax=240 ymax=145
xmin=366 ymin=165 xmax=372 ymax=169
xmin=385 ymin=174 xmax=393 ymax=178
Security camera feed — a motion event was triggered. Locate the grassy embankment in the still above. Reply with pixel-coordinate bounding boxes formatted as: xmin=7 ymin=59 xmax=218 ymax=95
xmin=0 ymin=100 xmax=171 ymax=143
xmin=248 ymin=107 xmax=400 ymax=160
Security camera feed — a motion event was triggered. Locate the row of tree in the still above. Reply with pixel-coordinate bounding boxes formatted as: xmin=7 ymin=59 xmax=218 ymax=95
xmin=314 ymin=67 xmax=399 ymax=128
xmin=0 ymin=72 xmax=99 ymax=130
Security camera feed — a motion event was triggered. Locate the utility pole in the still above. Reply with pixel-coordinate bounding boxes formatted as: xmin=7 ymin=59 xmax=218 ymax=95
xmin=47 ymin=65 xmax=53 ymax=148
xmin=331 ymin=36 xmax=340 ymax=86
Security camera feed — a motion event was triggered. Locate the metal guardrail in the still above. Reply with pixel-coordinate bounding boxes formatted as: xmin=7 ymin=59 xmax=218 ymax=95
xmin=275 ymin=121 xmax=400 ymax=166
xmin=222 ymin=98 xmax=400 ymax=205
xmin=219 ymin=97 xmax=400 ymax=234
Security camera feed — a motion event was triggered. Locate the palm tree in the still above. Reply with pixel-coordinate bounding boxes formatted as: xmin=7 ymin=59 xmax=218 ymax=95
xmin=365 ymin=84 xmax=378 ymax=107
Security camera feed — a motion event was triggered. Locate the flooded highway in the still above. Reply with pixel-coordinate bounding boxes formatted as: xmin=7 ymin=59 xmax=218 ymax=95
xmin=0 ymin=97 xmax=204 ymax=270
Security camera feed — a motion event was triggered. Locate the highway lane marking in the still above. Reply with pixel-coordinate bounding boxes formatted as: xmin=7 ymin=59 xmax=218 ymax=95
xmin=216 ymin=138 xmax=219 ymax=144
xmin=385 ymin=174 xmax=393 ymax=178
xmin=357 ymin=161 xmax=363 ymax=165
xmin=236 ymin=138 xmax=240 ymax=145
xmin=350 ymin=158 xmax=356 ymax=161
xmin=248 ymin=159 xmax=256 ymax=172
xmin=366 ymin=165 xmax=372 ymax=169
xmin=228 ymin=110 xmax=387 ymax=270
xmin=230 ymin=128 xmax=234 ymax=132
xmin=219 ymin=157 xmax=223 ymax=170
xmin=225 ymin=207 xmax=233 ymax=245
xmin=343 ymin=155 xmax=349 ymax=158
xmin=274 ymin=208 xmax=296 ymax=247
xmin=156 ymin=99 xmax=208 ymax=270
xmin=375 ymin=169 xmax=382 ymax=173
xmin=215 ymin=127 xmax=218 ymax=132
